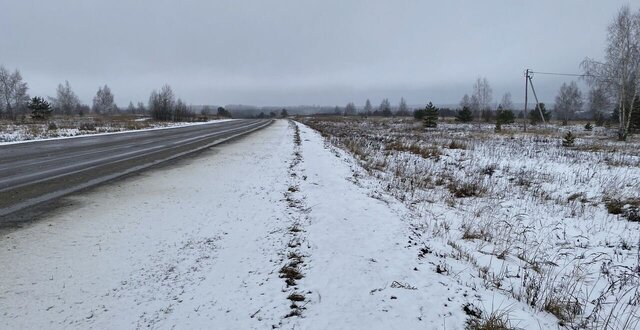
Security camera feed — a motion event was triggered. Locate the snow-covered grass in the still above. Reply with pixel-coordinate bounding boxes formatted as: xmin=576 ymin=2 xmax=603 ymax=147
xmin=298 ymin=116 xmax=640 ymax=329
xmin=0 ymin=116 xmax=234 ymax=144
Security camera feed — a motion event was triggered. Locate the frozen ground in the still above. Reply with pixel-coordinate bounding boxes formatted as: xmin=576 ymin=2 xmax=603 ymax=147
xmin=0 ymin=118 xmax=607 ymax=329
xmin=0 ymin=118 xmax=234 ymax=144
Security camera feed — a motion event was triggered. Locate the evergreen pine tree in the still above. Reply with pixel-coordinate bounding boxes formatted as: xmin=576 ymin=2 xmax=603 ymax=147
xmin=423 ymin=102 xmax=438 ymax=128
xmin=455 ymin=106 xmax=473 ymax=122
xmin=562 ymin=131 xmax=576 ymax=147
xmin=495 ymin=106 xmax=515 ymax=131
xmin=529 ymin=103 xmax=551 ymax=125
xmin=584 ymin=122 xmax=593 ymax=131
xmin=28 ymin=96 xmax=52 ymax=120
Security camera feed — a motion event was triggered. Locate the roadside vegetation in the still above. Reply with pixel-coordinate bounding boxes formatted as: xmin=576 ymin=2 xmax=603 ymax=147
xmin=0 ymin=69 xmax=236 ymax=142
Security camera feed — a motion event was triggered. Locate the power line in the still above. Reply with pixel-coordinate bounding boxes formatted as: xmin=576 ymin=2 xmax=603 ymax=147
xmin=528 ymin=70 xmax=611 ymax=80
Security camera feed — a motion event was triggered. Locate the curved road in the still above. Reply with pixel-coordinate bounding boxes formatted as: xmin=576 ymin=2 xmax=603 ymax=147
xmin=0 ymin=119 xmax=272 ymax=220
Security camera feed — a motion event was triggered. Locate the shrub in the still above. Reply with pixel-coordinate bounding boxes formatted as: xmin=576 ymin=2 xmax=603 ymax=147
xmin=623 ymin=206 xmax=639 ymax=222
xmin=466 ymin=308 xmax=515 ymax=330
xmin=605 ymin=199 xmax=624 ymax=215
xmin=543 ymin=296 xmax=582 ymax=326
xmin=448 ymin=140 xmax=467 ymax=150
xmin=79 ymin=122 xmax=96 ymax=131
xmin=448 ymin=180 xmax=485 ymax=198
xmin=584 ymin=122 xmax=593 ymax=131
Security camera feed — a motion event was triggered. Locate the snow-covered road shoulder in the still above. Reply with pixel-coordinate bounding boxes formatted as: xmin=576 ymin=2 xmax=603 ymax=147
xmin=0 ymin=119 xmax=236 ymax=145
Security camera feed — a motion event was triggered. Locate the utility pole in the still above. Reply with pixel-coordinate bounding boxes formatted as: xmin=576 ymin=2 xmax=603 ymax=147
xmin=523 ymin=69 xmax=529 ymax=132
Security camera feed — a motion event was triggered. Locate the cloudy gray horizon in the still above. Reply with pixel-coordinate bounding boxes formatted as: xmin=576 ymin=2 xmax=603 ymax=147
xmin=1 ymin=0 xmax=636 ymax=108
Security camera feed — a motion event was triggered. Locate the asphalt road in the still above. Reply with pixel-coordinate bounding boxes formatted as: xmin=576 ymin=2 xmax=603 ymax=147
xmin=0 ymin=119 xmax=272 ymax=220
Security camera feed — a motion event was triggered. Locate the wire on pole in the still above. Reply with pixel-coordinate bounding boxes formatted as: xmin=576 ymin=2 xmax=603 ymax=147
xmin=528 ymin=70 xmax=611 ymax=80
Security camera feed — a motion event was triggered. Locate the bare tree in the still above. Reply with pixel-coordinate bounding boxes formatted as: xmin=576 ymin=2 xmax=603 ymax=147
xmin=149 ymin=84 xmax=175 ymax=121
xmin=344 ymin=102 xmax=357 ymax=116
xmin=459 ymin=94 xmax=471 ymax=109
xmin=92 ymin=85 xmax=116 ymax=114
xmin=554 ymin=82 xmax=583 ymax=125
xmin=397 ymin=97 xmax=410 ymax=116
xmin=587 ymin=87 xmax=610 ymax=121
xmin=50 ymin=81 xmax=80 ymax=115
xmin=472 ymin=77 xmax=493 ymax=121
xmin=136 ymin=102 xmax=146 ymax=115
xmin=363 ymin=99 xmax=373 ymax=115
xmin=0 ymin=65 xmax=29 ymax=120
xmin=126 ymin=101 xmax=135 ymax=113
xmin=174 ymin=98 xmax=193 ymax=122
xmin=201 ymin=105 xmax=212 ymax=116
xmin=469 ymin=94 xmax=480 ymax=119
xmin=500 ymin=92 xmax=514 ymax=110
xmin=379 ymin=98 xmax=392 ymax=117
xmin=582 ymin=5 xmax=640 ymax=140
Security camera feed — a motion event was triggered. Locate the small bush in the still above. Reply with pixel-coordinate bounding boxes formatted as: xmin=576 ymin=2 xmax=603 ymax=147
xmin=47 ymin=122 xmax=58 ymax=130
xmin=481 ymin=165 xmax=496 ymax=176
xmin=79 ymin=122 xmax=96 ymax=131
xmin=448 ymin=140 xmax=467 ymax=150
xmin=385 ymin=141 xmax=441 ymax=159
xmin=448 ymin=180 xmax=485 ymax=198
xmin=466 ymin=308 xmax=515 ymax=330
xmin=462 ymin=227 xmax=491 ymax=241
xmin=623 ymin=207 xmax=640 ymax=222
xmin=543 ymin=297 xmax=582 ymax=326
xmin=584 ymin=122 xmax=593 ymax=131
xmin=605 ymin=199 xmax=624 ymax=215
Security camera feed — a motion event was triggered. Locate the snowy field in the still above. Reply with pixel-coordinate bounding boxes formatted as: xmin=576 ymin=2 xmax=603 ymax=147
xmin=299 ymin=117 xmax=640 ymax=329
xmin=1 ymin=118 xmax=638 ymax=329
xmin=0 ymin=118 xmax=234 ymax=144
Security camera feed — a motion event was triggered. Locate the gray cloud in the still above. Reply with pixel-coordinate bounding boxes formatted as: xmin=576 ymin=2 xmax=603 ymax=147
xmin=0 ymin=0 xmax=635 ymax=107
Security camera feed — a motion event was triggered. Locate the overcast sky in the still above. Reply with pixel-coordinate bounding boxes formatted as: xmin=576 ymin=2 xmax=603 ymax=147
xmin=0 ymin=0 xmax=637 ymax=107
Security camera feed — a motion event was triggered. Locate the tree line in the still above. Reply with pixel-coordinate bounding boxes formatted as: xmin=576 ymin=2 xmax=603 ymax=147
xmin=0 ymin=70 xmax=233 ymax=122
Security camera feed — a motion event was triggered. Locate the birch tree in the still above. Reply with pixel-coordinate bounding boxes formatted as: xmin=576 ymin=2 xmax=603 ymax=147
xmin=0 ymin=66 xmax=29 ymax=119
xmin=344 ymin=102 xmax=357 ymax=116
xmin=500 ymin=92 xmax=514 ymax=110
xmin=554 ymin=81 xmax=583 ymax=125
xmin=92 ymin=85 xmax=116 ymax=114
xmin=50 ymin=81 xmax=80 ymax=115
xmin=473 ymin=77 xmax=493 ymax=121
xmin=397 ymin=97 xmax=410 ymax=116
xmin=581 ymin=5 xmax=640 ymax=140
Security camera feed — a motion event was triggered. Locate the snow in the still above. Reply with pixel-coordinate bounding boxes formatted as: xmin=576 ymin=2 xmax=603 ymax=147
xmin=0 ymin=119 xmax=236 ymax=145
xmin=298 ymin=117 xmax=640 ymax=329
xmin=1 ymin=118 xmax=627 ymax=329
